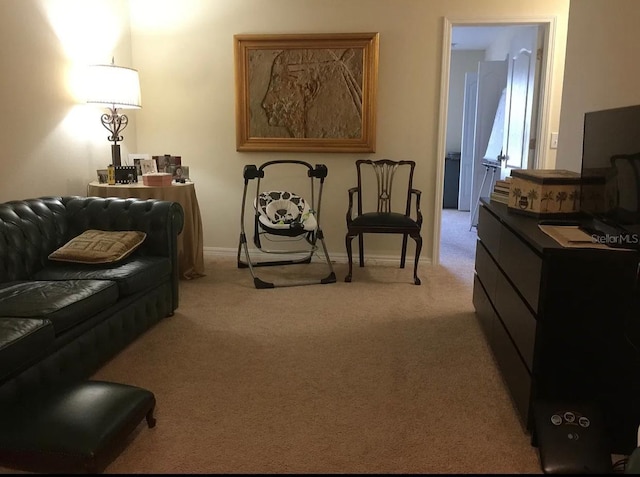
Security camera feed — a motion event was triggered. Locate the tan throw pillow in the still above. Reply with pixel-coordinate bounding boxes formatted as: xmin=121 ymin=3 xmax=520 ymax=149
xmin=48 ymin=230 xmax=147 ymax=264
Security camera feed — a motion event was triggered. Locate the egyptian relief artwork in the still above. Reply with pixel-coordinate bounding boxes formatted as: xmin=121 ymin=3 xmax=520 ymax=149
xmin=248 ymin=48 xmax=364 ymax=139
xmin=235 ymin=33 xmax=379 ymax=152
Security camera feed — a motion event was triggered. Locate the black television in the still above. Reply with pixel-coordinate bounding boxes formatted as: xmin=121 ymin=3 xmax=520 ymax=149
xmin=579 ymin=104 xmax=640 ymax=246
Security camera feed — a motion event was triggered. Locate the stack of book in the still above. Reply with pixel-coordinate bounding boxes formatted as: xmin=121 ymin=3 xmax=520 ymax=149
xmin=490 ymin=177 xmax=511 ymax=204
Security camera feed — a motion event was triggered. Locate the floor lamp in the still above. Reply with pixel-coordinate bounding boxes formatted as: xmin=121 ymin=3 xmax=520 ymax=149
xmin=85 ymin=59 xmax=142 ymax=167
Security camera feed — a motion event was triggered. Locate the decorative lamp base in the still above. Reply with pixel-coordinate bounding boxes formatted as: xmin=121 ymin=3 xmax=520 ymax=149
xmin=111 ymin=144 xmax=122 ymax=167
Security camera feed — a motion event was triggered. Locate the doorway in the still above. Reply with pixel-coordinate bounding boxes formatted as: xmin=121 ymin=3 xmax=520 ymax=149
xmin=435 ymin=18 xmax=558 ymax=266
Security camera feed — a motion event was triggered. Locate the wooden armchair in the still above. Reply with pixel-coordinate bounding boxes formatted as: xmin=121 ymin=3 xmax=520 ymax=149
xmin=345 ymin=159 xmax=423 ymax=285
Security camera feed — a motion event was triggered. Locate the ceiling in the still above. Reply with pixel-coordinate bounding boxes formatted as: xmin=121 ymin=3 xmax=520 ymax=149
xmin=451 ymin=26 xmax=511 ymax=51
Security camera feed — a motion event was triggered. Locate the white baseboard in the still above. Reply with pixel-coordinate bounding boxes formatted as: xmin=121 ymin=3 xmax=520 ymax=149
xmin=203 ymin=247 xmax=431 ymax=266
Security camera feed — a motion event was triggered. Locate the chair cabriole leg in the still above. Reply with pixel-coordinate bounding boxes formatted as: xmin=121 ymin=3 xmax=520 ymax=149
xmin=400 ymin=233 xmax=408 ymax=268
xmin=412 ymin=233 xmax=422 ymax=285
xmin=345 ymin=233 xmax=355 ymax=282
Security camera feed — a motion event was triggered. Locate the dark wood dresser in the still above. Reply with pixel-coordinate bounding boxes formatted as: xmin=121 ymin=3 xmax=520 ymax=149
xmin=473 ymin=198 xmax=640 ymax=454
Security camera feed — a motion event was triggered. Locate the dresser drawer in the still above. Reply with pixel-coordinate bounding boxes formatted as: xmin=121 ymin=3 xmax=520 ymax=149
xmin=473 ymin=274 xmax=496 ymax=342
xmin=494 ymin=272 xmax=537 ymax=371
xmin=498 ymin=225 xmax=542 ymax=313
xmin=477 ymin=205 xmax=501 ymax=259
xmin=475 ymin=240 xmax=498 ymax=304
xmin=474 ymin=272 xmax=532 ymax=429
xmin=492 ymin=311 xmax=532 ymax=429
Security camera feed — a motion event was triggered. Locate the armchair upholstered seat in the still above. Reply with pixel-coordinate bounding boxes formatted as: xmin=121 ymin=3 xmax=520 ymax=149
xmin=349 ymin=212 xmax=419 ymax=228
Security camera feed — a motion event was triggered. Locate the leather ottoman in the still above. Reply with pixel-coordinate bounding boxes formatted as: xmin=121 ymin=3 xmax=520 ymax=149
xmin=0 ymin=380 xmax=156 ymax=473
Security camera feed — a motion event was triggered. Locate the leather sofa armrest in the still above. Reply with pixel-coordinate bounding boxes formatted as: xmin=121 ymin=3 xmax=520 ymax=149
xmin=0 ymin=318 xmax=54 ymax=383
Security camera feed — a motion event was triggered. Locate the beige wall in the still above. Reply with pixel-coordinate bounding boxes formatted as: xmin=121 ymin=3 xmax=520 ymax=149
xmin=0 ymin=0 xmax=570 ymax=263
xmin=557 ymin=0 xmax=640 ymax=173
xmin=129 ymin=0 xmax=570 ymax=261
xmin=0 ymin=0 xmax=135 ymax=199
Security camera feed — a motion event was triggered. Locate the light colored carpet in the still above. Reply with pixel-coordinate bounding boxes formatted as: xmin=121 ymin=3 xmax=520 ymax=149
xmin=92 ymin=209 xmax=540 ymax=473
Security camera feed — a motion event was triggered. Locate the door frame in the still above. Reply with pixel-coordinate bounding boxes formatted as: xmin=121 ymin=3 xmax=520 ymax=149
xmin=432 ymin=16 xmax=558 ymax=266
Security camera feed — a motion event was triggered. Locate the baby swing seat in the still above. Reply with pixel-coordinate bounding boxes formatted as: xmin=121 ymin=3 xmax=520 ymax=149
xmin=256 ymin=191 xmax=317 ymax=235
xmin=238 ymin=160 xmax=336 ymax=289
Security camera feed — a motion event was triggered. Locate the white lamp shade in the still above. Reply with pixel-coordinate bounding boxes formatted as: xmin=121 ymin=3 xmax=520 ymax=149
xmin=85 ymin=64 xmax=142 ymax=109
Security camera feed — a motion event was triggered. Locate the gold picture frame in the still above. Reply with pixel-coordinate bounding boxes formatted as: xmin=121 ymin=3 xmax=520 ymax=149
xmin=234 ymin=32 xmax=379 ymax=153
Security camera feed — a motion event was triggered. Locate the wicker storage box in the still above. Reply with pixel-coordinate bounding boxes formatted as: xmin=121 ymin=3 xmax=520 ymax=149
xmin=508 ymin=169 xmax=581 ymax=217
xmin=142 ymin=173 xmax=172 ymax=187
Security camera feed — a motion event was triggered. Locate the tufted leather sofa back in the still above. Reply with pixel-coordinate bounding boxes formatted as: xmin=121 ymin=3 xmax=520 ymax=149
xmin=0 ymin=196 xmax=184 ymax=285
xmin=0 ymin=197 xmax=69 ymax=282
xmin=61 ymin=196 xmax=183 ymax=259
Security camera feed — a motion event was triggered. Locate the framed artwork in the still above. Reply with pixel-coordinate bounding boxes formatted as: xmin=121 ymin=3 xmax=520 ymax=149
xmin=139 ymin=158 xmax=157 ymax=175
xmin=234 ymin=32 xmax=379 ymax=152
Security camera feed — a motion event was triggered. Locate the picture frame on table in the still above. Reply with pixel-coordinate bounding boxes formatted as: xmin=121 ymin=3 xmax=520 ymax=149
xmin=167 ymin=156 xmax=181 ymax=167
xmin=96 ymin=169 xmax=108 ymax=184
xmin=128 ymin=153 xmax=151 ymax=178
xmin=139 ymin=158 xmax=158 ymax=175
xmin=153 ymin=155 xmax=181 ymax=173
xmin=168 ymin=165 xmax=190 ymax=182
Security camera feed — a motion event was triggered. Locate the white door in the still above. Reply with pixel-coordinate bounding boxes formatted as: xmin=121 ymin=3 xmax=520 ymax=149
xmin=458 ymin=72 xmax=477 ymax=211
xmin=469 ymin=59 xmax=508 ymax=227
xmin=502 ymin=26 xmax=542 ymax=172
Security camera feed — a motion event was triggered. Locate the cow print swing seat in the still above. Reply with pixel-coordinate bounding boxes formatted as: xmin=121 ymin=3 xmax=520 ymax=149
xmin=256 ymin=191 xmax=317 ymax=235
xmin=238 ymin=160 xmax=336 ymax=289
